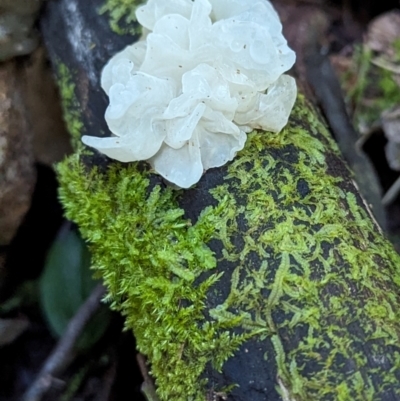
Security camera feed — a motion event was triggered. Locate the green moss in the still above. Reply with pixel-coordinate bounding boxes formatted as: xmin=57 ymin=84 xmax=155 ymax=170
xmin=201 ymin=97 xmax=400 ymax=400
xmin=57 ymin=156 xmax=251 ymax=401
xmin=377 ymin=69 xmax=400 ymax=108
xmin=394 ymin=38 xmax=400 ymax=63
xmin=98 ymin=0 xmax=144 ymax=36
xmin=342 ymin=45 xmax=400 ymax=128
xmin=56 ymin=63 xmax=84 ymax=151
xmin=57 ymin=95 xmax=400 ymax=400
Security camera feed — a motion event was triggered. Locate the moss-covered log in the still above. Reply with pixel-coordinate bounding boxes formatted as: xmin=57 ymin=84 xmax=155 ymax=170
xmin=41 ymin=1 xmax=400 ymax=400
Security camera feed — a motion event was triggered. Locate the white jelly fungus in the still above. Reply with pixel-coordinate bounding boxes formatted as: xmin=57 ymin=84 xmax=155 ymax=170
xmin=82 ymin=0 xmax=297 ymax=188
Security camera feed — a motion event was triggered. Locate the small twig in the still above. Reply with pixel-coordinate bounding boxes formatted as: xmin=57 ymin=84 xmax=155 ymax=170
xmin=136 ymin=353 xmax=160 ymax=401
xmin=136 ymin=353 xmax=152 ymax=386
xmin=94 ymin=349 xmax=118 ymax=401
xmin=23 ymin=283 xmax=106 ymax=401
xmin=382 ymin=175 xmax=400 ymax=206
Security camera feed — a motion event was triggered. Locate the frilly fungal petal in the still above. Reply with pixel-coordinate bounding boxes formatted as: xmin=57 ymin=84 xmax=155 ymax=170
xmin=83 ymin=0 xmax=297 ymax=188
xmin=149 ymin=132 xmax=204 ymax=189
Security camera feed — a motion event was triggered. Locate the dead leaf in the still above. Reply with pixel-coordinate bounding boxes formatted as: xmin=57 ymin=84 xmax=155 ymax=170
xmin=366 ymin=10 xmax=400 ymax=80
xmin=0 ymin=317 xmax=29 ymax=346
xmin=366 ymin=10 xmax=400 ymax=55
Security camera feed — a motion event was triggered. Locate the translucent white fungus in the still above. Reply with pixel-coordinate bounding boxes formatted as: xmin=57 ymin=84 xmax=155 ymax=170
xmin=82 ymin=0 xmax=297 ymax=188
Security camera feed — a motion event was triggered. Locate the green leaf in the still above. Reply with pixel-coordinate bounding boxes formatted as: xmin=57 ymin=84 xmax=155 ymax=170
xmin=39 ymin=223 xmax=110 ymax=350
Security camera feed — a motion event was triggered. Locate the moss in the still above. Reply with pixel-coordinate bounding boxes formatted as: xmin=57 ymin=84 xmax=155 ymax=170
xmin=341 ymin=45 xmax=400 ymax=128
xmin=56 ymin=63 xmax=84 ymax=151
xmin=57 ymin=156 xmax=251 ymax=401
xmin=199 ymin=97 xmax=400 ymax=400
xmin=377 ymin=69 xmax=400 ymax=109
xmin=57 ymin=95 xmax=400 ymax=400
xmin=394 ymin=38 xmax=400 ymax=63
xmin=98 ymin=0 xmax=144 ymax=36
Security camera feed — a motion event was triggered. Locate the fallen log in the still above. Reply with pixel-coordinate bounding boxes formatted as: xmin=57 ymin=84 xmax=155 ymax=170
xmin=41 ymin=1 xmax=400 ymax=400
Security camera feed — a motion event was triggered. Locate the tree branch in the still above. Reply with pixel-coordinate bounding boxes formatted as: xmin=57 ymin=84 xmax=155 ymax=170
xmin=22 ymin=283 xmax=106 ymax=401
